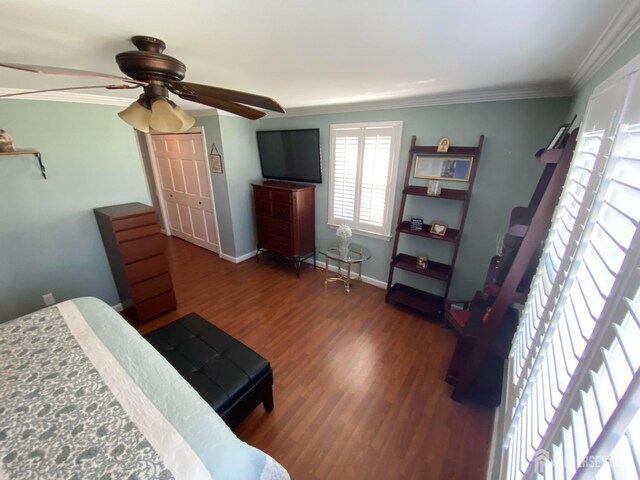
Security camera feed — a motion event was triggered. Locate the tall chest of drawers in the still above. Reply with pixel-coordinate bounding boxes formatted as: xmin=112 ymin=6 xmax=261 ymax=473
xmin=252 ymin=182 xmax=316 ymax=276
xmin=94 ymin=203 xmax=176 ymax=322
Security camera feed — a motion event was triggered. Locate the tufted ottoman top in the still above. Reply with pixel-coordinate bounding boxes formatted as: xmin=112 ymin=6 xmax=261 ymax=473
xmin=144 ymin=313 xmax=271 ymax=414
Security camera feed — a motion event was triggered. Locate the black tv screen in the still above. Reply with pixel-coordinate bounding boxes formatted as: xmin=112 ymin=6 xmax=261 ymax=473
xmin=256 ymin=128 xmax=322 ymax=183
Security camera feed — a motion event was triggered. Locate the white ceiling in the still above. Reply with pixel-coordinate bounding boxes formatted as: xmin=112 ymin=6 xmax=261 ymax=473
xmin=0 ymin=0 xmax=634 ymax=114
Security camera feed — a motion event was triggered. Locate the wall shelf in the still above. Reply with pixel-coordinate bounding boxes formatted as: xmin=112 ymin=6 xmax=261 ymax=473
xmin=0 ymin=150 xmax=46 ymax=179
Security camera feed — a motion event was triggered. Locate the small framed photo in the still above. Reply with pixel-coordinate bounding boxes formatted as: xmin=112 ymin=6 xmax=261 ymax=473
xmin=209 ymin=153 xmax=223 ymax=174
xmin=416 ymin=255 xmax=428 ymax=269
xmin=547 ymin=123 xmax=570 ymax=149
xmin=414 ymin=155 xmax=473 ymax=182
xmin=437 ymin=137 xmax=450 ymax=153
xmin=410 ymin=217 xmax=423 ymax=231
xmin=430 ymin=221 xmax=448 ymax=236
xmin=427 ymin=180 xmax=441 ymax=196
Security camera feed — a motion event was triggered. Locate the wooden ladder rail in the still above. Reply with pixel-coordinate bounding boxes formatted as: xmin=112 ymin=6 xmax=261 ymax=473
xmin=451 ymin=129 xmax=578 ymax=401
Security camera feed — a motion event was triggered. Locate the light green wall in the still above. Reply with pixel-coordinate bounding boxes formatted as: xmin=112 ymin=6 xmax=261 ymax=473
xmin=218 ymin=116 xmax=264 ymax=257
xmin=571 ymin=28 xmax=640 ymax=122
xmin=0 ymin=99 xmax=150 ymax=322
xmin=259 ymin=98 xmax=571 ymax=299
xmin=195 ymin=115 xmax=236 ymax=257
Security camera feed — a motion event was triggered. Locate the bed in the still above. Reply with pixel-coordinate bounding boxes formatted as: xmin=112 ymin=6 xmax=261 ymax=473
xmin=0 ymin=297 xmax=289 ymax=480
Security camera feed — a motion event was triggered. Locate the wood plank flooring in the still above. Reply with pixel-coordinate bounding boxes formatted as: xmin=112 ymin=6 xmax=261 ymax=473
xmin=139 ymin=238 xmax=494 ymax=480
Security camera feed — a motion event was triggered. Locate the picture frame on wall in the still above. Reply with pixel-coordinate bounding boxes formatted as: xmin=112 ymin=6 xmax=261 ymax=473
xmin=209 ymin=153 xmax=223 ymax=174
xmin=414 ymin=155 xmax=473 ymax=182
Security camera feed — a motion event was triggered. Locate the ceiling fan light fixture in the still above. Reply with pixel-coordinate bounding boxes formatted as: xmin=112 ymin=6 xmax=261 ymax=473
xmin=118 ymin=97 xmax=151 ymax=133
xmin=173 ymin=104 xmax=195 ymax=133
xmin=149 ymin=97 xmax=183 ymax=133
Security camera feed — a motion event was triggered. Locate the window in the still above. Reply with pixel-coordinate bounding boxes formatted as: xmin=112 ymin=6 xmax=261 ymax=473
xmin=497 ymin=55 xmax=640 ymax=479
xmin=328 ymin=121 xmax=403 ymax=238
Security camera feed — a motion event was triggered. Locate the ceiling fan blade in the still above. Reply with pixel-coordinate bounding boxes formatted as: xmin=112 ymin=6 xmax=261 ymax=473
xmin=175 ymin=92 xmax=266 ymax=120
xmin=0 ymin=84 xmax=142 ymax=98
xmin=0 ymin=63 xmax=145 ymax=85
xmin=171 ymin=81 xmax=285 ymax=113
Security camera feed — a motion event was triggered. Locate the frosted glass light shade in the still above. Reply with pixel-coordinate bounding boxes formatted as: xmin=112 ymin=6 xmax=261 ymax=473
xmin=150 ymin=98 xmax=183 ymax=133
xmin=174 ymin=105 xmax=195 ymax=133
xmin=118 ymin=100 xmax=151 ymax=133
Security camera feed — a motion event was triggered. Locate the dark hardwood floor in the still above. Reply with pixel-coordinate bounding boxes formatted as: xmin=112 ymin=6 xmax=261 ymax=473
xmin=138 ymin=237 xmax=494 ymax=480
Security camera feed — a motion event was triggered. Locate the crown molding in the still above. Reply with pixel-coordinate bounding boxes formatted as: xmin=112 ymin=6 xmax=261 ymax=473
xmin=0 ymin=82 xmax=571 ymax=119
xmin=0 ymin=88 xmax=133 ymax=106
xmin=571 ymin=0 xmax=640 ymax=90
xmin=274 ymin=83 xmax=572 ymax=118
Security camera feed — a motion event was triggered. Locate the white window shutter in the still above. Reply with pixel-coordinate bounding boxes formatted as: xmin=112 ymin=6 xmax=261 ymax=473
xmin=498 ymin=55 xmax=640 ymax=479
xmin=328 ymin=122 xmax=402 ymax=237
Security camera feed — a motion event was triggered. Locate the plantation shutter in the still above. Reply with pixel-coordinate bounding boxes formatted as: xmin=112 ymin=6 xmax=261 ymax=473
xmin=329 ymin=122 xmax=402 ymax=237
xmin=498 ymin=55 xmax=640 ymax=479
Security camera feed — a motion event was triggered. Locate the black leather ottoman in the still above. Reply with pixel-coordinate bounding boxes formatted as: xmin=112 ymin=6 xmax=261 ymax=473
xmin=144 ymin=312 xmax=274 ymax=428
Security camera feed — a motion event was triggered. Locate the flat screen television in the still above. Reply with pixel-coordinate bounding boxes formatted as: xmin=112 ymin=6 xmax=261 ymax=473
xmin=256 ymin=128 xmax=322 ymax=183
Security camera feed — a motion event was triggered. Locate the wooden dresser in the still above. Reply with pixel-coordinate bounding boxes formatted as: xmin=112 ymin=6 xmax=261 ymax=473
xmin=252 ymin=182 xmax=316 ymax=276
xmin=94 ymin=203 xmax=176 ymax=322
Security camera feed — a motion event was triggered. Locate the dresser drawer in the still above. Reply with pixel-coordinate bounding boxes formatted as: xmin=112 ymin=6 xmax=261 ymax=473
xmin=130 ymin=273 xmax=173 ymax=303
xmin=262 ymin=233 xmax=292 ymax=255
xmin=134 ymin=290 xmax=176 ymax=321
xmin=115 ymin=223 xmax=161 ymax=243
xmin=119 ymin=234 xmax=165 ymax=264
xmin=271 ymin=190 xmax=292 ymax=204
xmin=253 ymin=186 xmax=271 ymax=203
xmin=271 ymin=202 xmax=292 ymax=221
xmin=257 ymin=216 xmax=291 ymax=238
xmin=255 ymin=201 xmax=272 ymax=217
xmin=124 ymin=254 xmax=170 ymax=284
xmin=112 ymin=212 xmax=158 ymax=232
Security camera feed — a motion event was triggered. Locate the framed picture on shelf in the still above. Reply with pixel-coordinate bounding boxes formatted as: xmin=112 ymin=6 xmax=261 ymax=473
xmin=410 ymin=217 xmax=423 ymax=231
xmin=414 ymin=155 xmax=473 ymax=182
xmin=430 ymin=221 xmax=448 ymax=236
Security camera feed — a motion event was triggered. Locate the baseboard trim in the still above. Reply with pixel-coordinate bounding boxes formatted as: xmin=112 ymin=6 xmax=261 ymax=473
xmin=304 ymin=258 xmax=387 ymax=289
xmin=220 ymin=250 xmax=257 ymax=264
xmin=111 ymin=300 xmax=132 ymax=312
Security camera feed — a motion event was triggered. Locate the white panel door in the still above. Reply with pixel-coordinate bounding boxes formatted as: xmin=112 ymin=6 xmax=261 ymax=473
xmin=150 ymin=132 xmax=220 ymax=253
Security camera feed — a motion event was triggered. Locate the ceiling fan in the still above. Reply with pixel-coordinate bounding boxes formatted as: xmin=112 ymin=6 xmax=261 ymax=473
xmin=0 ymin=36 xmax=285 ymax=132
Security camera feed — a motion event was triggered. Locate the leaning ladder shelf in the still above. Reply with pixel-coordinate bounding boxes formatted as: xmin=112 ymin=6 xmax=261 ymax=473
xmin=385 ymin=135 xmax=484 ymax=318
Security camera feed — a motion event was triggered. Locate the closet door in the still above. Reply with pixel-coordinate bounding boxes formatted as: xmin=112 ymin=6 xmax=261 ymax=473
xmin=150 ymin=132 xmax=220 ymax=253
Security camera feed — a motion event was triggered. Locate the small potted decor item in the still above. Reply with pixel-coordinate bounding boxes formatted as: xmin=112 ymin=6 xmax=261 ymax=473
xmin=336 ymin=223 xmax=352 ymax=253
xmin=430 ymin=221 xmax=448 ymax=236
xmin=0 ymin=130 xmax=16 ymax=152
xmin=416 ymin=255 xmax=428 ymax=270
xmin=410 ymin=217 xmax=423 ymax=231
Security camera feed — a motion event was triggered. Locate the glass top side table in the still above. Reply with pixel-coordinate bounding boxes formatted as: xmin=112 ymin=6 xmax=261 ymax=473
xmin=319 ymin=243 xmax=372 ymax=293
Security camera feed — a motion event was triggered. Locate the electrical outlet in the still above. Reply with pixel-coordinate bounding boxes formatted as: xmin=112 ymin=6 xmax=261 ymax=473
xmin=42 ymin=293 xmax=55 ymax=306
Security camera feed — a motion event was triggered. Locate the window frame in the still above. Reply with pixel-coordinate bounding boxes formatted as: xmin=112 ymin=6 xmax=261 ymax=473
xmin=327 ymin=121 xmax=403 ymax=239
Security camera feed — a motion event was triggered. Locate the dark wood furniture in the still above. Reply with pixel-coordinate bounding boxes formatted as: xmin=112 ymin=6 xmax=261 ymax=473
xmin=445 ymin=129 xmax=579 ymax=405
xmin=385 ymin=136 xmax=484 ymax=318
xmin=144 ymin=312 xmax=274 ymax=429
xmin=94 ymin=202 xmax=176 ymax=322
xmin=252 ymin=181 xmax=316 ymax=277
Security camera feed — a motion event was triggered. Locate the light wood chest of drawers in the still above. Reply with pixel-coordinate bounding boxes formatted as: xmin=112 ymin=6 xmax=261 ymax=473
xmin=94 ymin=203 xmax=176 ymax=321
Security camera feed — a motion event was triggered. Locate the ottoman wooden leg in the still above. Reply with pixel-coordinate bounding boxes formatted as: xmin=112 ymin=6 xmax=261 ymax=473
xmin=263 ymin=387 xmax=274 ymax=412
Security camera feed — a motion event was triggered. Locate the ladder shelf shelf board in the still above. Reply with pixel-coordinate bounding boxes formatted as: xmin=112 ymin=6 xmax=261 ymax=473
xmin=396 ymin=221 xmax=460 ymax=243
xmin=402 ymin=185 xmax=468 ymax=201
xmin=391 ymin=253 xmax=452 ymax=281
xmin=385 ymin=135 xmax=484 ymax=319
xmin=386 ymin=283 xmax=445 ymax=318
